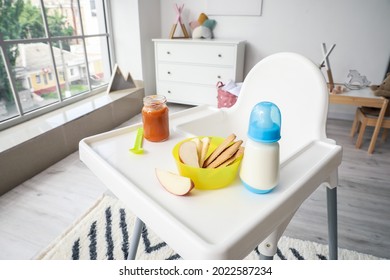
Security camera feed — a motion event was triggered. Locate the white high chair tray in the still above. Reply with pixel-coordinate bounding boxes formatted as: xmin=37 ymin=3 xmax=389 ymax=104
xmin=79 ymin=106 xmax=342 ymax=259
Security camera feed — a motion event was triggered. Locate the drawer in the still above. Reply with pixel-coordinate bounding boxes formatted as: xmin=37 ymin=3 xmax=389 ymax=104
xmin=156 ymin=43 xmax=236 ymax=66
xmin=157 ymin=82 xmax=217 ymax=106
xmin=157 ymin=63 xmax=234 ymax=86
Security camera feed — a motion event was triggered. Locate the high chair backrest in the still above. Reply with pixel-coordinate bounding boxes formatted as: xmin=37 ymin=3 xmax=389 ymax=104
xmin=226 ymin=52 xmax=329 ymax=162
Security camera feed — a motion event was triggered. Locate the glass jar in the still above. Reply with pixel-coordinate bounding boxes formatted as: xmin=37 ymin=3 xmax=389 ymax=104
xmin=142 ymin=95 xmax=169 ymax=142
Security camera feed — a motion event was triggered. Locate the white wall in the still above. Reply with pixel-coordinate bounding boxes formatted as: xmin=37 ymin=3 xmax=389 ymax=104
xmin=138 ymin=0 xmax=161 ymax=95
xmin=160 ymin=0 xmax=390 ymax=119
xmin=160 ymin=0 xmax=390 ymax=83
xmin=111 ymin=0 xmax=390 ymax=120
xmin=110 ymin=0 xmax=143 ymax=79
xmin=110 ymin=0 xmax=160 ymax=95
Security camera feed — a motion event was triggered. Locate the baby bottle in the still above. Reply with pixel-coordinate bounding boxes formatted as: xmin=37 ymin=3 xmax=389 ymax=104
xmin=239 ymin=101 xmax=281 ymax=194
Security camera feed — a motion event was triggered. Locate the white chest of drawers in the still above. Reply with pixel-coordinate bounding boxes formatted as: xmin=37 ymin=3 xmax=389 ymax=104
xmin=153 ymin=39 xmax=245 ymax=106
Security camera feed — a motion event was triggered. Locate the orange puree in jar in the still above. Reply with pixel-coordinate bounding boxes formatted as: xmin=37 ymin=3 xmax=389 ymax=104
xmin=142 ymin=95 xmax=169 ymax=142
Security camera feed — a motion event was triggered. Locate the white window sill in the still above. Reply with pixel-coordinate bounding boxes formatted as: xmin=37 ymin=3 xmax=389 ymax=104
xmin=0 ymin=82 xmax=143 ymax=153
xmin=0 ymin=81 xmax=145 ymax=195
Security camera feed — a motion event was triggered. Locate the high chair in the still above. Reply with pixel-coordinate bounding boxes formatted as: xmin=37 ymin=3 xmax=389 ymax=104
xmin=80 ymin=53 xmax=343 ymax=260
xmin=175 ymin=52 xmax=343 ymax=258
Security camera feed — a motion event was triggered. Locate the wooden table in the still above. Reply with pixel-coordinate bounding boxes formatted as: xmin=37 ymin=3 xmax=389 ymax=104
xmin=329 ymin=87 xmax=388 ymax=154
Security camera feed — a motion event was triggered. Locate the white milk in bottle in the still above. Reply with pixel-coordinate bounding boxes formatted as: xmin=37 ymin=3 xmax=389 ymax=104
xmin=239 ymin=101 xmax=281 ymax=194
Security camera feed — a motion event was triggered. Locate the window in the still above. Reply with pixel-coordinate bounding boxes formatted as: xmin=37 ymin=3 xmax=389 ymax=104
xmin=35 ymin=74 xmax=41 ymax=84
xmin=0 ymin=0 xmax=112 ymax=128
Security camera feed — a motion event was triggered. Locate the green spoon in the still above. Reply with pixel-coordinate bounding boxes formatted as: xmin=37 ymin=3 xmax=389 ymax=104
xmin=129 ymin=127 xmax=144 ymax=154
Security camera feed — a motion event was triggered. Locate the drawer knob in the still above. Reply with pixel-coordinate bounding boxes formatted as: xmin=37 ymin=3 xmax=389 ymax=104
xmin=168 ymin=90 xmax=171 ymax=94
xmin=167 ymin=71 xmax=171 ymax=75
xmin=167 ymin=51 xmax=171 ymax=55
xmin=218 ymin=54 xmax=222 ymax=58
xmin=217 ymin=75 xmax=221 ymax=79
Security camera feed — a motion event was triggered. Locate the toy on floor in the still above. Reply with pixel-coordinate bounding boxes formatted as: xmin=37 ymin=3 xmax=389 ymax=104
xmin=189 ymin=13 xmax=216 ymax=39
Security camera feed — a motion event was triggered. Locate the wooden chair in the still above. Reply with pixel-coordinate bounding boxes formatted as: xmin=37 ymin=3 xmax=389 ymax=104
xmin=351 ymin=98 xmax=390 ymax=152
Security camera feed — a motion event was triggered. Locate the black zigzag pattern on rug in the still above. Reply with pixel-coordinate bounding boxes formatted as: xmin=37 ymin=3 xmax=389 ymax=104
xmin=70 ymin=206 xmax=180 ymax=260
xmin=41 ymin=196 xmax=381 ymax=260
xmin=140 ymin=222 xmax=181 ymax=260
xmin=119 ymin=208 xmax=129 ymax=259
xmin=70 ymin=205 xmax=331 ymax=260
xmin=105 ymin=207 xmax=115 ymax=260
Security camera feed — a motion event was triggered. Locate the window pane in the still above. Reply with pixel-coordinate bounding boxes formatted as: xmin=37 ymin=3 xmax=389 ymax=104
xmin=43 ymin=0 xmax=82 ymax=37
xmin=0 ymin=0 xmax=111 ymax=127
xmin=13 ymin=43 xmax=60 ymax=113
xmin=52 ymin=39 xmax=88 ymax=99
xmin=85 ymin=36 xmax=110 ymax=89
xmin=0 ymin=52 xmax=19 ymax=122
xmin=0 ymin=0 xmax=46 ymax=40
xmin=80 ymin=0 xmax=107 ymax=35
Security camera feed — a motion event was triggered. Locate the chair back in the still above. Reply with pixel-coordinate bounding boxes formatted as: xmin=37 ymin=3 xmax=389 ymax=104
xmin=225 ymin=52 xmax=329 ymax=162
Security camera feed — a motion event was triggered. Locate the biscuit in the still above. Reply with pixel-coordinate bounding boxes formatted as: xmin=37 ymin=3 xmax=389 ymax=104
xmin=218 ymin=146 xmax=245 ymax=168
xmin=203 ymin=133 xmax=236 ymax=167
xmin=206 ymin=140 xmax=243 ymax=168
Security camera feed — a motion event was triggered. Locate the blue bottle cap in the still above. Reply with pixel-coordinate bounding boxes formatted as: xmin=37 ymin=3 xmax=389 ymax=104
xmin=247 ymin=101 xmax=281 ymax=143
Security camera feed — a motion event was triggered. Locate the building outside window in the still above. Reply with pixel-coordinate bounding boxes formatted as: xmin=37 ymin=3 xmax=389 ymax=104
xmin=35 ymin=74 xmax=41 ymax=84
xmin=0 ymin=0 xmax=112 ymax=128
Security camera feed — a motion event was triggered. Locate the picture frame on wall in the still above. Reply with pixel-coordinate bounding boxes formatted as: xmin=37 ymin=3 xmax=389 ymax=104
xmin=206 ymin=0 xmax=263 ymax=16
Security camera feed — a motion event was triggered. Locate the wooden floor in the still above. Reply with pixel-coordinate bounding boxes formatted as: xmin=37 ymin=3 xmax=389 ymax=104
xmin=285 ymin=119 xmax=390 ymax=259
xmin=0 ymin=106 xmax=389 ymax=259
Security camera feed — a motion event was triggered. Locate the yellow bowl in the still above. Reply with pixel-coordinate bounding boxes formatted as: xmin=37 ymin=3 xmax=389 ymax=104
xmin=172 ymin=136 xmax=243 ymax=190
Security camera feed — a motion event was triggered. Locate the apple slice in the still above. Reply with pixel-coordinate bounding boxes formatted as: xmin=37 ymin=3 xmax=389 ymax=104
xmin=199 ymin=137 xmax=210 ymax=167
xmin=179 ymin=141 xmax=199 ymax=167
xmin=155 ymin=169 xmax=194 ymax=196
xmin=191 ymin=138 xmax=203 ymax=163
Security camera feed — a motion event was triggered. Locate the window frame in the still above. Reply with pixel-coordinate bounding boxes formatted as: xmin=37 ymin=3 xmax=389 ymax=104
xmin=0 ymin=0 xmax=114 ymax=131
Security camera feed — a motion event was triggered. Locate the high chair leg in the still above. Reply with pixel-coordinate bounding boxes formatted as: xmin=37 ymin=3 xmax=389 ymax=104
xmin=326 ymin=171 xmax=338 ymax=260
xmin=322 ymin=170 xmax=339 ymax=260
xmin=257 ymin=213 xmax=295 ymax=259
xmin=127 ymin=218 xmax=144 ymax=260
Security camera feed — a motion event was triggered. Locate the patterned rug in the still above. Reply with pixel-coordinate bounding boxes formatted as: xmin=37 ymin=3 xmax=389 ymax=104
xmin=37 ymin=195 xmax=382 ymax=260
